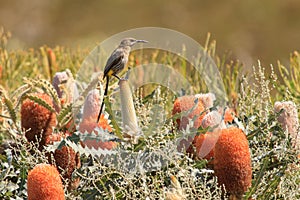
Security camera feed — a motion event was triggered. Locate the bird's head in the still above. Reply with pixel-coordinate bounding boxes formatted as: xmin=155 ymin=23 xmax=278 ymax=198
xmin=119 ymin=38 xmax=148 ymax=47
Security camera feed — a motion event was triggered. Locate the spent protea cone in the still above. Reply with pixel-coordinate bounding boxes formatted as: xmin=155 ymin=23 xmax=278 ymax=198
xmin=27 ymin=163 xmax=65 ymax=200
xmin=119 ymin=79 xmax=141 ymax=143
xmin=52 ymin=69 xmax=79 ymax=105
xmin=52 ymin=71 xmax=69 ymax=98
xmin=274 ymin=101 xmax=299 ymax=149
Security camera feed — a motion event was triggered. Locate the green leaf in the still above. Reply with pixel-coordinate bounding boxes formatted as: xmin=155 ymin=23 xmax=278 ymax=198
xmin=57 ymin=103 xmax=72 ymax=125
xmin=245 ymin=158 xmax=269 ymax=199
xmin=0 ymin=87 xmax=17 ymax=123
xmin=78 ymin=128 xmax=119 ymax=143
xmin=104 ymin=98 xmax=122 ymax=139
xmin=67 ymin=132 xmax=80 ymax=144
xmin=25 ymin=94 xmax=55 ymax=113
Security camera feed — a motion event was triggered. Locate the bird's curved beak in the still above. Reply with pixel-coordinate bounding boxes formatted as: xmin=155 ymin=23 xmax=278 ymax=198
xmin=136 ymin=40 xmax=148 ymax=43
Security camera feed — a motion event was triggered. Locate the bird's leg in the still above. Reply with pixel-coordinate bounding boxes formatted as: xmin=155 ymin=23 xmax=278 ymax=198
xmin=114 ymin=74 xmax=128 ymax=81
xmin=113 ymin=74 xmax=121 ymax=80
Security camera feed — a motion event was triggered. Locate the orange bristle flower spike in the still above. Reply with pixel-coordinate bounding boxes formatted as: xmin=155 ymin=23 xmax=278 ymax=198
xmin=214 ymin=127 xmax=252 ymax=198
xmin=27 ymin=163 xmax=65 ymax=200
xmin=21 ymin=93 xmax=57 ymax=149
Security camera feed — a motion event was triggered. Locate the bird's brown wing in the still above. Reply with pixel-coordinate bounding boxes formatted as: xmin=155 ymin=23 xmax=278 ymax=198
xmin=103 ymin=49 xmax=124 ymax=79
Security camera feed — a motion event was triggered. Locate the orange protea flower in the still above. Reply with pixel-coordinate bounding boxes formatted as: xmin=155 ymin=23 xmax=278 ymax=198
xmin=214 ymin=127 xmax=252 ymax=198
xmin=80 ymin=114 xmax=113 ymax=133
xmin=21 ymin=93 xmax=57 ymax=149
xmin=187 ymin=110 xmax=222 ymax=160
xmin=172 ymin=95 xmax=206 ymax=130
xmin=79 ymin=89 xmax=116 ymax=150
xmin=79 ymin=115 xmax=116 ymax=150
xmin=27 ymin=163 xmax=65 ymax=200
xmin=172 ymin=93 xmax=216 ymax=152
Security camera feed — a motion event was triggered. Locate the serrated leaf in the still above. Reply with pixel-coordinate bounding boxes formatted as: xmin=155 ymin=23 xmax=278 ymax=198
xmin=13 ymin=85 xmax=32 ymax=110
xmin=11 ymin=83 xmax=32 ymax=99
xmin=64 ymin=139 xmax=117 ymax=157
xmin=57 ymin=140 xmax=66 ymax=150
xmin=78 ymin=128 xmax=120 ymax=143
xmin=25 ymin=94 xmax=55 ymax=113
xmin=67 ymin=132 xmax=81 ymax=144
xmin=44 ymin=140 xmax=63 ymax=152
xmin=57 ymin=103 xmax=72 ymax=124
xmin=59 ymin=112 xmax=73 ymax=129
xmin=48 ymin=132 xmax=118 ymax=157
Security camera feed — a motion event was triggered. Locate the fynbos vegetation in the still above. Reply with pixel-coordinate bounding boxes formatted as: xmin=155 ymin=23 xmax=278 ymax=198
xmin=0 ymin=29 xmax=299 ymax=199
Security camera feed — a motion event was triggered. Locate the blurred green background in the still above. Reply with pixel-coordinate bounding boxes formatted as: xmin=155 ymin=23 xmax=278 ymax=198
xmin=0 ymin=0 xmax=300 ymax=67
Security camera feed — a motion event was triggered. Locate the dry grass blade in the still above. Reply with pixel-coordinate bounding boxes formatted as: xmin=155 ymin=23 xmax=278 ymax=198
xmin=0 ymin=86 xmax=17 ymax=123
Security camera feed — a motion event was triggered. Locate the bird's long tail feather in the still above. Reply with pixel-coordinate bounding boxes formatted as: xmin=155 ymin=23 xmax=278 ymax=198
xmin=97 ymin=76 xmax=109 ymax=122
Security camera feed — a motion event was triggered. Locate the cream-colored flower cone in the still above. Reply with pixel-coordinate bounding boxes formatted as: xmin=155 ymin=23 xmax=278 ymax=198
xmin=119 ymin=79 xmax=142 ymax=143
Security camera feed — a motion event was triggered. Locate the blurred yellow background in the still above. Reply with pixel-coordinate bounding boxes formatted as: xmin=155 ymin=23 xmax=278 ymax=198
xmin=1 ymin=0 xmax=300 ymax=66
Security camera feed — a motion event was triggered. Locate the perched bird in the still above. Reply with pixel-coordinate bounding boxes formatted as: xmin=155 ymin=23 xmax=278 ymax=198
xmin=97 ymin=38 xmax=148 ymax=122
